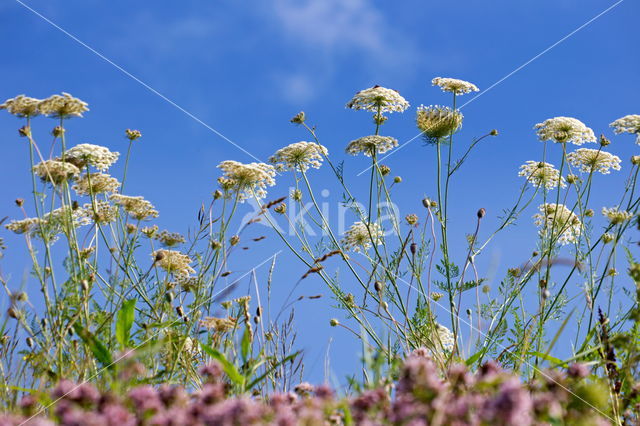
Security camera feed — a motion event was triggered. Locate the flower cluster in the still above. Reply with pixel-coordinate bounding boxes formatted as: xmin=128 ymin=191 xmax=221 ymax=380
xmin=602 ymin=207 xmax=633 ymax=225
xmin=1 ymin=93 xmax=90 ymax=119
xmin=2 ymin=357 xmax=609 ymax=426
xmin=155 ymin=230 xmax=186 ymax=247
xmin=610 ymin=114 xmax=640 ymax=144
xmin=534 ymin=117 xmax=596 ymax=145
xmin=73 ymin=172 xmax=120 ymax=195
xmin=152 ymin=249 xmax=195 ymax=276
xmin=341 ymin=221 xmax=383 ymax=252
xmin=432 ymin=77 xmax=479 ymax=95
xmin=346 ymin=135 xmax=398 ymax=157
xmin=534 ymin=203 xmax=582 ymax=245
xmin=416 ymin=105 xmax=463 ymax=140
xmin=269 ymin=141 xmax=328 ymax=172
xmin=217 ymin=160 xmax=276 ymax=201
xmin=64 ymin=143 xmax=120 ymax=171
xmin=33 ymin=159 xmax=80 ymax=185
xmin=566 ymin=148 xmax=621 ymax=174
xmin=0 ymin=95 xmax=41 ymax=117
xmin=518 ymin=161 xmax=566 ymax=190
xmin=83 ymin=200 xmax=118 ymax=224
xmin=110 ymin=194 xmax=159 ymax=220
xmin=346 ymin=85 xmax=409 ymax=113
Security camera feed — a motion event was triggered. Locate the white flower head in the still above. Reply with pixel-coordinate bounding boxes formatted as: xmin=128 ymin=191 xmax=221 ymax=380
xmin=217 ymin=160 xmax=276 ymax=201
xmin=341 ymin=221 xmax=383 ymax=253
xmin=83 ymin=200 xmax=118 ymax=224
xmin=0 ymin=95 xmax=41 ymax=117
xmin=435 ymin=323 xmax=455 ymax=352
xmin=346 ymin=135 xmax=398 ymax=157
xmin=73 ymin=172 xmax=120 ymax=195
xmin=416 ymin=105 xmax=463 ymax=140
xmin=534 ymin=117 xmax=596 ymax=145
xmin=610 ymin=114 xmax=640 ymax=145
xmin=269 ymin=141 xmax=328 ymax=172
xmin=33 ymin=159 xmax=80 ymax=185
xmin=602 ymin=207 xmax=633 ymax=225
xmin=110 ymin=194 xmax=159 ymax=220
xmin=432 ymin=77 xmax=479 ymax=95
xmin=152 ymin=249 xmax=195 ymax=277
xmin=534 ymin=203 xmax=582 ymax=245
xmin=518 ymin=161 xmax=566 ymax=190
xmin=346 ymin=86 xmax=409 ymax=113
xmin=566 ymin=148 xmax=621 ymax=174
xmin=64 ymin=144 xmax=119 ymax=172
xmin=38 ymin=93 xmax=89 ymax=118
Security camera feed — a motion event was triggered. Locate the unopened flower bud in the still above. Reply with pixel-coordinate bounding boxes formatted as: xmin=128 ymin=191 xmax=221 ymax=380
xmin=154 ymin=251 xmax=166 ymax=263
xmin=229 ymin=235 xmax=240 ymax=246
xmin=125 ymin=129 xmax=142 ymax=141
xmin=393 ymin=176 xmax=402 ymax=184
xmin=542 ymin=289 xmax=550 ymax=299
xmin=165 ymin=291 xmax=174 ymax=303
xmin=81 ymin=280 xmax=89 ymax=292
xmin=213 ymin=190 xmax=223 ymax=200
xmin=585 ymin=209 xmax=594 ymax=217
xmin=466 ymin=308 xmax=472 ymax=316
xmin=477 ymin=208 xmax=486 ymax=219
xmin=274 ymin=203 xmax=287 ymax=214
xmin=566 ymin=174 xmax=579 ymax=185
xmin=52 ymin=126 xmax=65 ymax=137
xmin=210 ymin=240 xmax=222 ymax=250
xmin=599 ymin=134 xmax=610 ymax=147
xmin=126 ymin=224 xmax=137 ymax=234
xmin=410 ymin=242 xmax=417 ymax=255
xmin=379 ymin=165 xmax=391 ymax=176
xmin=405 ymin=214 xmax=418 ymax=226
xmin=631 ymin=155 xmax=640 ymax=166
xmin=7 ymin=307 xmax=19 ymax=319
xmin=15 ymin=292 xmax=27 ymax=302
xmin=329 ymin=318 xmax=339 ymax=327
xmin=26 ymin=337 xmax=34 ymax=348
xmin=18 ymin=125 xmax=31 ymax=137
xmin=602 ymin=233 xmax=614 ymax=244
xmin=15 ymin=198 xmax=24 ymax=207
xmin=490 ymin=129 xmax=499 ymax=136
xmin=374 ymin=281 xmax=384 ymax=293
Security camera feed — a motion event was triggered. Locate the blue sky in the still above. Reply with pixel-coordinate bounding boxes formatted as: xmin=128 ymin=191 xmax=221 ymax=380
xmin=1 ymin=0 xmax=639 ymax=385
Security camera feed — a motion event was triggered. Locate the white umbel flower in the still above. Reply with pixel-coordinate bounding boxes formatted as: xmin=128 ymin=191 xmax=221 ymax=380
xmin=435 ymin=323 xmax=455 ymax=352
xmin=610 ymin=114 xmax=640 ymax=145
xmin=217 ymin=160 xmax=276 ymax=201
xmin=518 ymin=161 xmax=566 ymax=190
xmin=64 ymin=144 xmax=119 ymax=171
xmin=346 ymin=135 xmax=398 ymax=157
xmin=341 ymin=221 xmax=383 ymax=252
xmin=38 ymin=93 xmax=89 ymax=118
xmin=416 ymin=105 xmax=463 ymax=140
xmin=110 ymin=194 xmax=159 ymax=220
xmin=534 ymin=203 xmax=582 ymax=245
xmin=432 ymin=77 xmax=479 ymax=95
xmin=33 ymin=159 xmax=80 ymax=185
xmin=269 ymin=141 xmax=328 ymax=172
xmin=534 ymin=117 xmax=596 ymax=145
xmin=73 ymin=173 xmax=120 ymax=195
xmin=152 ymin=249 xmax=195 ymax=277
xmin=602 ymin=207 xmax=633 ymax=225
xmin=346 ymin=86 xmax=409 ymax=113
xmin=566 ymin=148 xmax=621 ymax=174
xmin=0 ymin=95 xmax=41 ymax=117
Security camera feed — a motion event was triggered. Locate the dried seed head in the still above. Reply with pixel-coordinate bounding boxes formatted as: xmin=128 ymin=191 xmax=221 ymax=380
xmin=539 ymin=279 xmax=547 ymax=289
xmin=477 ymin=208 xmax=486 ymax=219
xmin=213 ymin=190 xmax=223 ymax=200
xmin=229 ymin=235 xmax=240 ymax=246
xmin=211 ymin=240 xmax=222 ymax=250
xmin=602 ymin=233 xmax=615 ymax=244
xmin=154 ymin=251 xmax=166 ymax=262
xmin=379 ymin=165 xmax=391 ymax=176
xmin=7 ymin=307 xmax=19 ymax=319
xmin=176 ymin=306 xmax=185 ymax=318
xmin=126 ymin=224 xmax=137 ymax=234
xmin=290 ymin=111 xmax=306 ymax=124
xmin=585 ymin=209 xmax=594 ymax=217
xmin=15 ymin=198 xmax=24 ymax=207
xmin=405 ymin=214 xmax=418 ymax=226
xmin=374 ymin=281 xmax=384 ymax=293
xmin=599 ymin=134 xmax=611 ymax=147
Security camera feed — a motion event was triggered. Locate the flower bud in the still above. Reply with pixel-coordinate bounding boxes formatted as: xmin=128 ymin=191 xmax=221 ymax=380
xmin=393 ymin=176 xmax=402 ymax=183
xmin=15 ymin=198 xmax=24 ymax=207
xmin=229 ymin=235 xmax=240 ymax=246
xmin=599 ymin=134 xmax=610 ymax=147
xmin=213 ymin=190 xmax=223 ymax=200
xmin=410 ymin=242 xmax=417 ymax=255
xmin=18 ymin=125 xmax=31 ymax=137
xmin=26 ymin=337 xmax=34 ymax=348
xmin=477 ymin=208 xmax=486 ymax=219
xmin=274 ymin=203 xmax=287 ymax=214
xmin=631 ymin=155 xmax=640 ymax=166
xmin=490 ymin=129 xmax=499 ymax=136
xmin=125 ymin=129 xmax=142 ymax=141
xmin=290 ymin=111 xmax=306 ymax=124
xmin=52 ymin=126 xmax=65 ymax=137
xmin=374 ymin=281 xmax=384 ymax=293
xmin=329 ymin=318 xmax=339 ymax=327
xmin=379 ymin=165 xmax=391 ymax=176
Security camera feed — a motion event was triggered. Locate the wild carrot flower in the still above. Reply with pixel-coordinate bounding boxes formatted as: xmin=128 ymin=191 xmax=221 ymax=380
xmin=64 ymin=144 xmax=120 ymax=171
xmin=346 ymin=86 xmax=409 ymax=113
xmin=518 ymin=161 xmax=566 ymax=189
xmin=269 ymin=141 xmax=328 ymax=171
xmin=38 ymin=93 xmax=89 ymax=118
xmin=435 ymin=323 xmax=455 ymax=352
xmin=32 ymin=159 xmax=80 ymax=185
xmin=0 ymin=95 xmax=41 ymax=117
xmin=152 ymin=249 xmax=195 ymax=276
xmin=73 ymin=173 xmax=120 ymax=195
xmin=125 ymin=129 xmax=142 ymax=141
xmin=5 ymin=218 xmax=39 ymax=235
xmin=416 ymin=105 xmax=463 ymax=140
xmin=217 ymin=160 xmax=276 ymax=201
xmin=566 ymin=148 xmax=621 ymax=174
xmin=610 ymin=114 xmax=640 ymax=145
xmin=110 ymin=194 xmax=159 ymax=220
xmin=431 ymin=77 xmax=479 ymax=95
xmin=290 ymin=188 xmax=303 ymax=202
xmin=534 ymin=117 xmax=596 ymax=145
xmin=534 ymin=203 xmax=582 ymax=245
xmin=83 ymin=201 xmax=118 ymax=224
xmin=155 ymin=230 xmax=186 ymax=247
xmin=341 ymin=221 xmax=383 ymax=252
xmin=601 ymin=207 xmax=633 ymax=225
xmin=346 ymin=135 xmax=398 ymax=157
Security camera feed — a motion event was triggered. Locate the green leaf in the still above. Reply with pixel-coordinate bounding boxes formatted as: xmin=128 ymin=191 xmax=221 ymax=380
xmin=73 ymin=323 xmax=113 ymax=368
xmin=116 ymin=299 xmax=136 ymax=349
xmin=241 ymin=327 xmax=251 ymax=362
xmin=199 ymin=341 xmax=245 ymax=386
xmin=465 ymin=349 xmax=485 ymax=366
xmin=527 ymin=351 xmax=566 ymax=367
